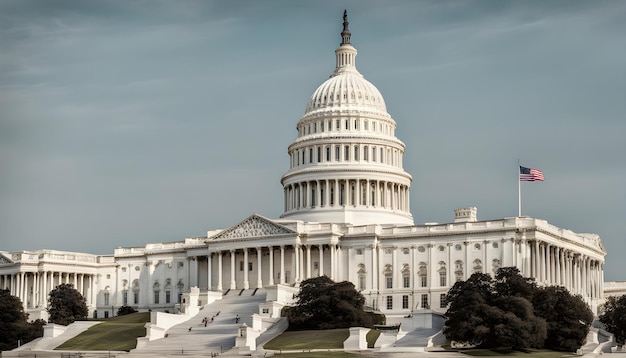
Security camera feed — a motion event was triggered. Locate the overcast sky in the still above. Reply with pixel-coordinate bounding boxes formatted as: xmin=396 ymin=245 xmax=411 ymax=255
xmin=1 ymin=1 xmax=624 ymax=281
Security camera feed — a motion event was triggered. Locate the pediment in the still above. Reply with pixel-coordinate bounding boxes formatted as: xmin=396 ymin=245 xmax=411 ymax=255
xmin=0 ymin=253 xmax=14 ymax=265
xmin=208 ymin=214 xmax=295 ymax=241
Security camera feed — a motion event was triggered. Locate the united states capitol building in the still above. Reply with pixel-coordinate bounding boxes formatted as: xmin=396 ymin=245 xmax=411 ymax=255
xmin=0 ymin=13 xmax=609 ymax=322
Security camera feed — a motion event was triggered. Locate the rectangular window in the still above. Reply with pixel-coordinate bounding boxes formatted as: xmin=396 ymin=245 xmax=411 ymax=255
xmin=364 ymin=120 xmax=368 ymax=130
xmin=154 ymin=291 xmax=159 ymax=304
xmin=123 ymin=291 xmax=128 ymax=305
xmin=421 ymin=294 xmax=429 ymax=309
xmin=104 ymin=293 xmax=110 ymax=306
xmin=420 ymin=275 xmax=427 ymax=287
xmin=262 ymin=308 xmax=269 ymax=314
xmin=309 ymin=148 xmax=313 ymax=163
xmin=313 ymin=122 xmax=317 ymax=133
xmin=440 ymin=272 xmax=447 ymax=287
xmin=249 ymin=262 xmax=253 ymax=271
xmin=326 ymin=147 xmax=330 ymax=161
xmin=344 ymin=145 xmax=349 ymax=161
xmin=402 ymin=295 xmax=409 ymax=309
xmin=313 ymin=262 xmax=319 ymax=270
xmin=317 ymin=147 xmax=321 ymax=162
xmin=354 ymin=146 xmax=359 ymax=161
xmin=356 ymin=249 xmax=363 ymax=255
xmin=166 ymin=291 xmax=171 ymax=304
xmin=240 ymin=261 xmax=244 ymax=271
xmin=336 ymin=119 xmax=340 ymax=130
xmin=386 ymin=296 xmax=393 ymax=310
xmin=134 ymin=292 xmax=139 ymax=305
xmin=440 ymin=294 xmax=447 ymax=308
xmin=335 ymin=146 xmax=340 ymax=161
xmin=345 ymin=120 xmax=349 ymax=130
xmin=106 ymin=274 xmax=111 ymax=279
xmin=358 ymin=275 xmax=366 ymax=291
xmin=321 ymin=121 xmax=324 ymax=132
xmin=403 ymin=275 xmax=410 ymax=288
xmin=386 ymin=276 xmax=393 ymax=289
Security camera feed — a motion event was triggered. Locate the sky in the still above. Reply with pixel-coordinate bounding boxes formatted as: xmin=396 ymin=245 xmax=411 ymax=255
xmin=1 ymin=1 xmax=624 ymax=281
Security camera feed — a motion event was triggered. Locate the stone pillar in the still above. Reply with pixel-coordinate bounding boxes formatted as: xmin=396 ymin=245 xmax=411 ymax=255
xmin=207 ymin=253 xmax=212 ymax=291
xmin=305 ymin=245 xmax=311 ymax=279
xmin=256 ymin=247 xmax=263 ymax=289
xmin=42 ymin=271 xmax=48 ymax=308
xmin=217 ymin=251 xmax=223 ymax=291
xmin=280 ymin=246 xmax=286 ymax=285
xmin=230 ymin=250 xmax=237 ymax=290
xmin=318 ymin=245 xmax=324 ymax=277
xmin=330 ymin=245 xmax=336 ymax=281
xmin=243 ymin=249 xmax=250 ymax=289
xmin=268 ymin=247 xmax=275 ymax=286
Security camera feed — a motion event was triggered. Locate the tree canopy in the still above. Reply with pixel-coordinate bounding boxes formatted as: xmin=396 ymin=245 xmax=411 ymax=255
xmin=284 ymin=276 xmax=377 ymax=330
xmin=0 ymin=289 xmax=44 ymax=351
xmin=599 ymin=294 xmax=626 ymax=345
xmin=444 ymin=267 xmax=592 ymax=352
xmin=48 ymin=283 xmax=88 ymax=326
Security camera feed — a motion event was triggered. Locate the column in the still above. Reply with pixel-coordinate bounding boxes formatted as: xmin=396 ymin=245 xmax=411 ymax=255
xmin=268 ymin=247 xmax=275 ymax=286
xmin=280 ymin=246 xmax=286 ymax=285
xmin=306 ymin=245 xmax=312 ymax=279
xmin=207 ymin=253 xmax=212 ymax=291
xmin=42 ymin=271 xmax=48 ymax=308
xmin=256 ymin=247 xmax=263 ymax=288
xmin=230 ymin=250 xmax=236 ymax=290
xmin=330 ymin=245 xmax=336 ymax=280
xmin=294 ymin=245 xmax=300 ymax=283
xmin=217 ymin=251 xmax=223 ymax=291
xmin=243 ymin=249 xmax=250 ymax=289
xmin=546 ymin=244 xmax=551 ymax=283
xmin=318 ymin=245 xmax=324 ymax=277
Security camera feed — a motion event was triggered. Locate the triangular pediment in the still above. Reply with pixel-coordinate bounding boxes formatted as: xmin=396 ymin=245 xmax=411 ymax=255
xmin=0 ymin=252 xmax=14 ymax=265
xmin=208 ymin=214 xmax=295 ymax=241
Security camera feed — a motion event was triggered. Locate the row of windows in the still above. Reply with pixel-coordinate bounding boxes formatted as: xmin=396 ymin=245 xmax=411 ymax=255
xmin=385 ymin=293 xmax=447 ymax=310
xmin=119 ymin=289 xmax=182 ymax=306
xmin=353 ymin=242 xmax=500 ymax=255
xmin=290 ymin=144 xmax=402 ymax=168
xmin=298 ymin=118 xmax=393 ymax=137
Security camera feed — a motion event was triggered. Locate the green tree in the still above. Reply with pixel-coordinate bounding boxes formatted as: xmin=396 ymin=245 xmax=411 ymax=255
xmin=117 ymin=305 xmax=138 ymax=316
xmin=444 ymin=269 xmax=547 ymax=350
xmin=444 ymin=272 xmax=496 ymax=346
xmin=599 ymin=294 xmax=626 ymax=345
xmin=0 ymin=289 xmax=44 ymax=351
xmin=285 ymin=276 xmax=374 ymax=330
xmin=532 ymin=286 xmax=593 ymax=352
xmin=48 ymin=283 xmax=88 ymax=325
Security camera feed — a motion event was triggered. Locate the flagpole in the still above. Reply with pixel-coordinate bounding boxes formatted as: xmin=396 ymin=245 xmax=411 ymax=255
xmin=518 ymin=159 xmax=521 ymax=217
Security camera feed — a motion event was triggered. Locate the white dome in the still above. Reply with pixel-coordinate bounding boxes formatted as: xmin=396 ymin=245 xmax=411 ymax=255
xmin=305 ymin=72 xmax=387 ymax=114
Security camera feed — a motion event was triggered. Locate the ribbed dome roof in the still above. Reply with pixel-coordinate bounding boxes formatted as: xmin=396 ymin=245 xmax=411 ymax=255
xmin=304 ymin=10 xmax=387 ymax=116
xmin=305 ymin=73 xmax=387 ymax=114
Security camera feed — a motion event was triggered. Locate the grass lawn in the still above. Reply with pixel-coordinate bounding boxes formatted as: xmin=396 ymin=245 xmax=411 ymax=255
xmin=270 ymin=353 xmax=359 ymax=358
xmin=264 ymin=329 xmax=350 ymax=350
xmin=55 ymin=312 xmax=150 ymax=351
xmin=458 ymin=348 xmax=578 ymax=357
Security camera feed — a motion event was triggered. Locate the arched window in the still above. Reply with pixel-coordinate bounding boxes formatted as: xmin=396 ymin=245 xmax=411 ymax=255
xmin=153 ymin=280 xmax=160 ymax=304
xmin=357 ymin=264 xmax=367 ymax=291
xmin=165 ymin=279 xmax=172 ymax=304
xmin=438 ymin=262 xmax=447 ymax=287
xmin=176 ymin=279 xmax=185 ymax=304
xmin=132 ymin=279 xmax=140 ymax=305
xmin=418 ymin=262 xmax=428 ymax=287
xmin=354 ymin=146 xmax=359 ymax=161
xmin=455 ymin=260 xmax=464 ymax=282
xmin=492 ymin=259 xmax=501 ymax=274
xmin=103 ymin=286 xmax=110 ymax=306
xmin=473 ymin=259 xmax=483 ymax=273
xmin=384 ymin=264 xmax=393 ymax=289
xmin=402 ymin=264 xmax=410 ymax=288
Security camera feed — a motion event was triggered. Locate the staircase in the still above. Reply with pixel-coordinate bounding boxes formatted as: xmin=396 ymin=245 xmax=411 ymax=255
xmin=129 ymin=289 xmax=267 ymax=356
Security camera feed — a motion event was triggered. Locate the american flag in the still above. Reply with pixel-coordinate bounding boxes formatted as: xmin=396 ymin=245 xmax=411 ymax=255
xmin=519 ymin=166 xmax=544 ymax=181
